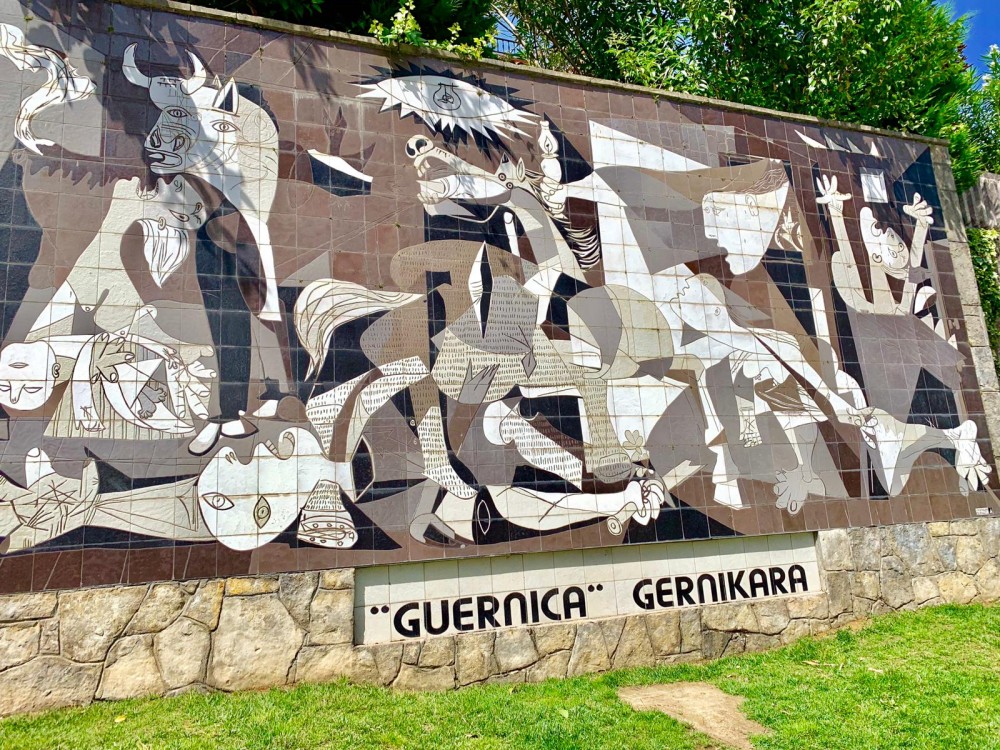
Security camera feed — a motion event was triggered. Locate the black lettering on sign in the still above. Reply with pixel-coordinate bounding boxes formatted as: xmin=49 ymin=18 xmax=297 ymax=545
xmin=425 ymin=600 xmax=449 ymax=636
xmin=478 ymin=596 xmax=500 ymax=629
xmin=656 ymin=577 xmax=673 ymax=608
xmin=697 ymin=574 xmax=718 ymax=604
xmin=769 ymin=567 xmax=788 ymax=594
xmin=382 ymin=564 xmax=812 ymax=639
xmin=563 ymin=586 xmax=587 ymax=619
xmin=618 ymin=564 xmax=814 ymax=617
xmin=541 ymin=588 xmax=562 ymax=620
xmin=503 ymin=592 xmax=528 ymax=626
xmin=749 ymin=568 xmax=769 ymax=598
xmin=789 ymin=564 xmax=809 ymax=593
xmin=388 ymin=587 xmax=594 ymax=638
xmin=453 ymin=597 xmax=474 ymax=632
xmin=633 ymin=578 xmax=654 ymax=610
xmin=394 ymin=602 xmax=421 ymax=638
xmin=676 ymin=576 xmax=695 ymax=605
xmin=728 ymin=570 xmax=748 ymax=599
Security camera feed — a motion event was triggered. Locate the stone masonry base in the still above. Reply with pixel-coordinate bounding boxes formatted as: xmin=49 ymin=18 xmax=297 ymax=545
xmin=1 ymin=519 xmax=998 ymax=717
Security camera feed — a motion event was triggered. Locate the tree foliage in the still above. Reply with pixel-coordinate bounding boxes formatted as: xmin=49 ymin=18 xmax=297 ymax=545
xmin=963 ymin=46 xmax=1000 ymax=177
xmin=203 ymin=0 xmax=997 ymax=190
xmin=369 ymin=0 xmax=496 ymax=58
xmin=201 ymin=0 xmax=495 ymax=44
xmin=499 ymin=0 xmax=979 ymax=186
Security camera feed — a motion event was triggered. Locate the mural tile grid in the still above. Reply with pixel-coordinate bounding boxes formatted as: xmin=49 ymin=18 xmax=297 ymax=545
xmin=0 ymin=0 xmax=994 ymax=592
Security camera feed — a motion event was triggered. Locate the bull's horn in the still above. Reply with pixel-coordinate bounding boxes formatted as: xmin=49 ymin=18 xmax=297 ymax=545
xmin=181 ymin=51 xmax=207 ymax=95
xmin=122 ymin=44 xmax=151 ymax=89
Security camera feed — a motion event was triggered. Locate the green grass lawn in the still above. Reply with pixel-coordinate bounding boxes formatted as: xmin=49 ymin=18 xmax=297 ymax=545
xmin=2 ymin=604 xmax=999 ymax=750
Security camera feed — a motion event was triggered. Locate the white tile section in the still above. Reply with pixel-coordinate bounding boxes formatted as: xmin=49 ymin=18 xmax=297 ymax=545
xmin=423 ymin=560 xmax=461 ymax=599
xmin=357 ymin=566 xmax=390 ymax=607
xmin=861 ymin=168 xmax=889 ymax=203
xmin=743 ymin=536 xmax=772 ymax=568
xmin=457 ymin=557 xmax=493 ymax=596
xmin=387 ymin=563 xmax=425 ymax=603
xmin=522 ymin=552 xmax=556 ymax=589
xmin=716 ymin=538 xmax=748 ymax=571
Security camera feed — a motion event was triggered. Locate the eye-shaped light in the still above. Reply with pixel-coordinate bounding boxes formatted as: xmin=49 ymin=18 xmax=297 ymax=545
xmin=201 ymin=492 xmax=234 ymax=511
xmin=253 ymin=496 xmax=271 ymax=529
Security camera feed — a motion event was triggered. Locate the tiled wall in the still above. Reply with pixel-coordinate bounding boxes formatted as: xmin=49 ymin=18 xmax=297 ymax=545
xmin=0 ymin=0 xmax=996 ymax=593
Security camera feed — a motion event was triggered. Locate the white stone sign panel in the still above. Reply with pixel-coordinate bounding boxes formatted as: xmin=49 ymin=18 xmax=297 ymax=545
xmin=356 ymin=533 xmax=821 ymax=643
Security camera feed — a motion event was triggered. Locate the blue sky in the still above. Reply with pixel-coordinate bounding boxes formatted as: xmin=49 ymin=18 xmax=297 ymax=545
xmin=947 ymin=0 xmax=999 ymax=72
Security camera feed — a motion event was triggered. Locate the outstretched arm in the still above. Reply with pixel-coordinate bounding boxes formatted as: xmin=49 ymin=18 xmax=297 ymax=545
xmin=888 ymin=193 xmax=934 ymax=316
xmin=817 ymin=175 xmax=873 ymax=313
xmin=816 ymin=175 xmax=854 ymax=255
xmin=895 ymin=278 xmax=918 ymax=317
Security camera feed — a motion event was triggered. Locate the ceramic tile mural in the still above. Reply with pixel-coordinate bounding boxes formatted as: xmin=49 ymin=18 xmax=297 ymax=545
xmin=0 ymin=0 xmax=995 ymax=593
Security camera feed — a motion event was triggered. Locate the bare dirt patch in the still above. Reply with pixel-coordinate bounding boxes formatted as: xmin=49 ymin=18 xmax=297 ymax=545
xmin=618 ymin=682 xmax=769 ymax=750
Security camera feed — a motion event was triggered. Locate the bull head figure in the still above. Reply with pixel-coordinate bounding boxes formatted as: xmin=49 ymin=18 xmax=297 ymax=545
xmin=122 ymin=43 xmax=282 ymax=322
xmin=122 ymin=44 xmax=241 ymax=175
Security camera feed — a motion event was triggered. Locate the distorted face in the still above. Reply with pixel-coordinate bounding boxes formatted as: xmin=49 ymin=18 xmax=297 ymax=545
xmin=197 ymin=432 xmax=305 ymax=551
xmin=860 ymin=207 xmax=909 ymax=278
xmin=141 ymin=176 xmax=206 ymax=228
xmin=197 ymin=428 xmax=353 ymax=551
xmin=673 ymin=278 xmax=727 ymax=333
xmin=703 ymin=182 xmax=789 ymax=274
xmin=0 ymin=342 xmax=57 ymax=411
xmin=146 ymin=80 xmax=241 ymax=175
xmin=406 ymin=135 xmax=515 ymax=207
xmin=137 ymin=177 xmax=207 ymax=287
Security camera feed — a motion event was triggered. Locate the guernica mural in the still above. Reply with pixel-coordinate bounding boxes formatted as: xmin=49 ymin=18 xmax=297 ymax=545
xmin=0 ymin=0 xmax=995 ymax=591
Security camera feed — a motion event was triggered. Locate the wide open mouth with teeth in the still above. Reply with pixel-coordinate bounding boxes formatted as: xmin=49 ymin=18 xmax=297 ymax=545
xmin=406 ymin=135 xmax=511 ymax=206
xmin=146 ymin=150 xmax=184 ymax=171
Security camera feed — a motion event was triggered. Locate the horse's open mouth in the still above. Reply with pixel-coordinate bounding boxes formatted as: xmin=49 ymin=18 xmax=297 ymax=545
xmin=411 ymin=147 xmax=506 ymax=206
xmin=413 ymin=152 xmax=455 ymax=182
xmin=416 ymin=177 xmax=452 ymax=204
xmin=413 ymin=152 xmax=461 ymax=204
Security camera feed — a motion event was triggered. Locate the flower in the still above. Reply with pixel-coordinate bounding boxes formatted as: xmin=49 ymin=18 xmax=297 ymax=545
xmin=623 ymin=429 xmax=649 ymax=462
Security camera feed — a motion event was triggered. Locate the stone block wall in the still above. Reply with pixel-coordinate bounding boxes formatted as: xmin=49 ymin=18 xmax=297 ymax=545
xmin=2 ymin=519 xmax=997 ymax=716
xmin=961 ymin=172 xmax=1000 ymax=229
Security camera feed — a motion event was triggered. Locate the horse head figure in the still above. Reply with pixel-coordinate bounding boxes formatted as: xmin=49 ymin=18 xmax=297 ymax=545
xmin=405 ymin=123 xmax=601 ymax=273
